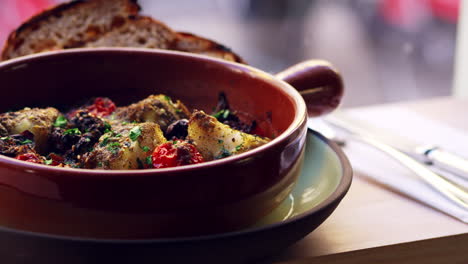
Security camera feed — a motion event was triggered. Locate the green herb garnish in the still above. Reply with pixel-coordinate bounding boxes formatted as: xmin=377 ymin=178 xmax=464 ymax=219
xmin=100 ymin=136 xmax=110 ymax=147
xmin=107 ymin=142 xmax=121 ymax=154
xmin=129 ymin=126 xmax=142 ymax=141
xmin=108 ymin=142 xmax=120 ymax=148
xmin=223 ymin=109 xmax=230 ymax=119
xmin=104 ymin=122 xmax=112 ymax=133
xmin=44 ymin=159 xmax=53 ymax=165
xmin=142 ymin=146 xmax=150 ymax=152
xmin=235 ymin=144 xmax=243 ymax=152
xmin=19 ymin=139 xmax=33 ymax=145
xmin=164 ymin=95 xmax=172 ymax=103
xmin=146 ymin=156 xmax=152 ymax=165
xmin=63 ymin=128 xmax=81 ymax=135
xmin=213 ymin=109 xmax=230 ymax=120
xmin=0 ymin=136 xmax=10 ymax=141
xmin=53 ymin=115 xmax=67 ymax=128
xmin=215 ymin=148 xmax=231 ymax=159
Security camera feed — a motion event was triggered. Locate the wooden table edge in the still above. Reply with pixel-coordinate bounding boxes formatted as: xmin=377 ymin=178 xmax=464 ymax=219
xmin=275 ymin=232 xmax=468 ymax=264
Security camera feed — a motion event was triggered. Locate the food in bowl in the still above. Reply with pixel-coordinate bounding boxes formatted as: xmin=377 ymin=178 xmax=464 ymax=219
xmin=0 ymin=93 xmax=270 ymax=170
xmin=0 ymin=48 xmax=343 ymax=239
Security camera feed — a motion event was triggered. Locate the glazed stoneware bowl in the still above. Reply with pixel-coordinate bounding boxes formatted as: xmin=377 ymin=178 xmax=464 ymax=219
xmin=0 ymin=48 xmax=344 ymax=239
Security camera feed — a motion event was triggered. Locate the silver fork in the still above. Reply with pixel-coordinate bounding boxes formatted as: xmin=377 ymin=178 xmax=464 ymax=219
xmin=308 ymin=119 xmax=468 ymax=211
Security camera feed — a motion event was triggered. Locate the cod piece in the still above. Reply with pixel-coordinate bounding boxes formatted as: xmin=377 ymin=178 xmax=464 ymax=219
xmin=0 ymin=107 xmax=59 ymax=152
xmin=187 ymin=110 xmax=270 ymax=161
xmin=112 ymin=95 xmax=190 ymax=133
xmin=82 ymin=122 xmax=166 ymax=169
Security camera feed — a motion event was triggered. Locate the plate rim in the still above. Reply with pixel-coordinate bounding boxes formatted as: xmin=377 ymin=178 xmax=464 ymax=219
xmin=0 ymin=129 xmax=352 ymax=244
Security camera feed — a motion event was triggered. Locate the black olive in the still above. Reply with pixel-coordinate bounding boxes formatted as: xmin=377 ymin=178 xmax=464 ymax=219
xmin=70 ymin=110 xmax=106 ymax=135
xmin=48 ymin=127 xmax=81 ymax=154
xmin=166 ymin=119 xmax=189 ymax=139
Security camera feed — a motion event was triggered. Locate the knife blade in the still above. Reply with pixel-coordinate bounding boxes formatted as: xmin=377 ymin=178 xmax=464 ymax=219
xmin=325 ymin=112 xmax=468 ymax=181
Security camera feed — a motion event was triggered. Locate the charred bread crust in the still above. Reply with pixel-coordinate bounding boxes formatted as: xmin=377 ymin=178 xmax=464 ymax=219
xmin=1 ymin=0 xmax=141 ymax=60
xmin=1 ymin=0 xmax=245 ymax=64
xmin=173 ymin=32 xmax=245 ymax=63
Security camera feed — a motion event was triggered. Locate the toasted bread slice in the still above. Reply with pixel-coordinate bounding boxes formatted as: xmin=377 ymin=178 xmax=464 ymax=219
xmin=86 ymin=18 xmax=244 ymax=63
xmin=85 ymin=16 xmax=175 ymax=50
xmin=1 ymin=0 xmax=245 ymax=63
xmin=173 ymin=32 xmax=245 ymax=63
xmin=1 ymin=0 xmax=141 ymax=60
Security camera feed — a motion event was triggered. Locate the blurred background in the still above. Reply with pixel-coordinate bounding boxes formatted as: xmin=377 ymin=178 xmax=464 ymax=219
xmin=0 ymin=0 xmax=460 ymax=108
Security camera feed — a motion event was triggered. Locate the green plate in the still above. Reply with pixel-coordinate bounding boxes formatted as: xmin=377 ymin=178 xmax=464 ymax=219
xmin=256 ymin=129 xmax=344 ymax=226
xmin=0 ymin=130 xmax=352 ymax=264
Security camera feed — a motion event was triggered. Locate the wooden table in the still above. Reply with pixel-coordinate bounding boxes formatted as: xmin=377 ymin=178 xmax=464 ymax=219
xmin=266 ymin=97 xmax=468 ymax=264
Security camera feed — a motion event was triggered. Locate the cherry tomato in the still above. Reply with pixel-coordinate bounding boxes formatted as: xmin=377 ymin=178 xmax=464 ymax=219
xmin=47 ymin=153 xmax=64 ymax=166
xmin=152 ymin=140 xmax=204 ymax=168
xmin=86 ymin=97 xmax=116 ymax=117
xmin=16 ymin=153 xmax=43 ymax=164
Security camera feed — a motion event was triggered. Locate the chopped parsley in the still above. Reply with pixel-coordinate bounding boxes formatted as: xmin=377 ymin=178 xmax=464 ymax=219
xmin=108 ymin=142 xmax=120 ymax=147
xmin=213 ymin=109 xmax=230 ymax=120
xmin=129 ymin=126 xmax=142 ymax=141
xmin=142 ymin=146 xmax=150 ymax=152
xmin=146 ymin=156 xmax=152 ymax=165
xmin=215 ymin=148 xmax=231 ymax=159
xmin=235 ymin=144 xmax=243 ymax=152
xmin=100 ymin=136 xmax=110 ymax=147
xmin=107 ymin=142 xmax=121 ymax=154
xmin=44 ymin=159 xmax=53 ymax=165
xmin=19 ymin=139 xmax=33 ymax=145
xmin=175 ymin=108 xmax=182 ymax=113
xmin=63 ymin=128 xmax=81 ymax=135
xmin=164 ymin=95 xmax=172 ymax=103
xmin=103 ymin=122 xmax=112 ymax=133
xmin=53 ymin=115 xmax=67 ymax=128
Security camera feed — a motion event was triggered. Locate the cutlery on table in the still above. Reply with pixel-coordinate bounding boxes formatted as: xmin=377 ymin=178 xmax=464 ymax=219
xmin=327 ymin=112 xmax=468 ymax=182
xmin=308 ymin=116 xmax=468 ymax=211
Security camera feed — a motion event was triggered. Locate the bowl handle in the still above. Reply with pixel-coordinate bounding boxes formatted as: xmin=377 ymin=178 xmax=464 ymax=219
xmin=275 ymin=60 xmax=344 ymax=117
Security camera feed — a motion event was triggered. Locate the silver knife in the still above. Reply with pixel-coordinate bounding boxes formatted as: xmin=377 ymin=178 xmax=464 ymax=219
xmin=325 ymin=112 xmax=468 ymax=181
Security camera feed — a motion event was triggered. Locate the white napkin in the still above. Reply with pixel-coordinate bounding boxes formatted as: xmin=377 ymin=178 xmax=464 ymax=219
xmin=336 ymin=106 xmax=468 ymax=223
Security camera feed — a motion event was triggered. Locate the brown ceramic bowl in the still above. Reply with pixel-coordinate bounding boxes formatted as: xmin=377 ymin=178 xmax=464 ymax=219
xmin=0 ymin=48 xmax=343 ymax=239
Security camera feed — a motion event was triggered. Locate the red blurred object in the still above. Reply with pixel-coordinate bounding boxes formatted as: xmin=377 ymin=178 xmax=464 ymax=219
xmin=429 ymin=0 xmax=460 ymax=23
xmin=0 ymin=0 xmax=56 ymax=50
xmin=380 ymin=0 xmax=459 ymax=28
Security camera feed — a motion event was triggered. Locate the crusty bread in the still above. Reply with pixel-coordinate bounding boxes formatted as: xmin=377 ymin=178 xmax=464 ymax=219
xmin=85 ymin=16 xmax=175 ymax=50
xmin=1 ymin=0 xmax=244 ymax=63
xmin=174 ymin=32 xmax=244 ymax=63
xmin=1 ymin=0 xmax=140 ymax=60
